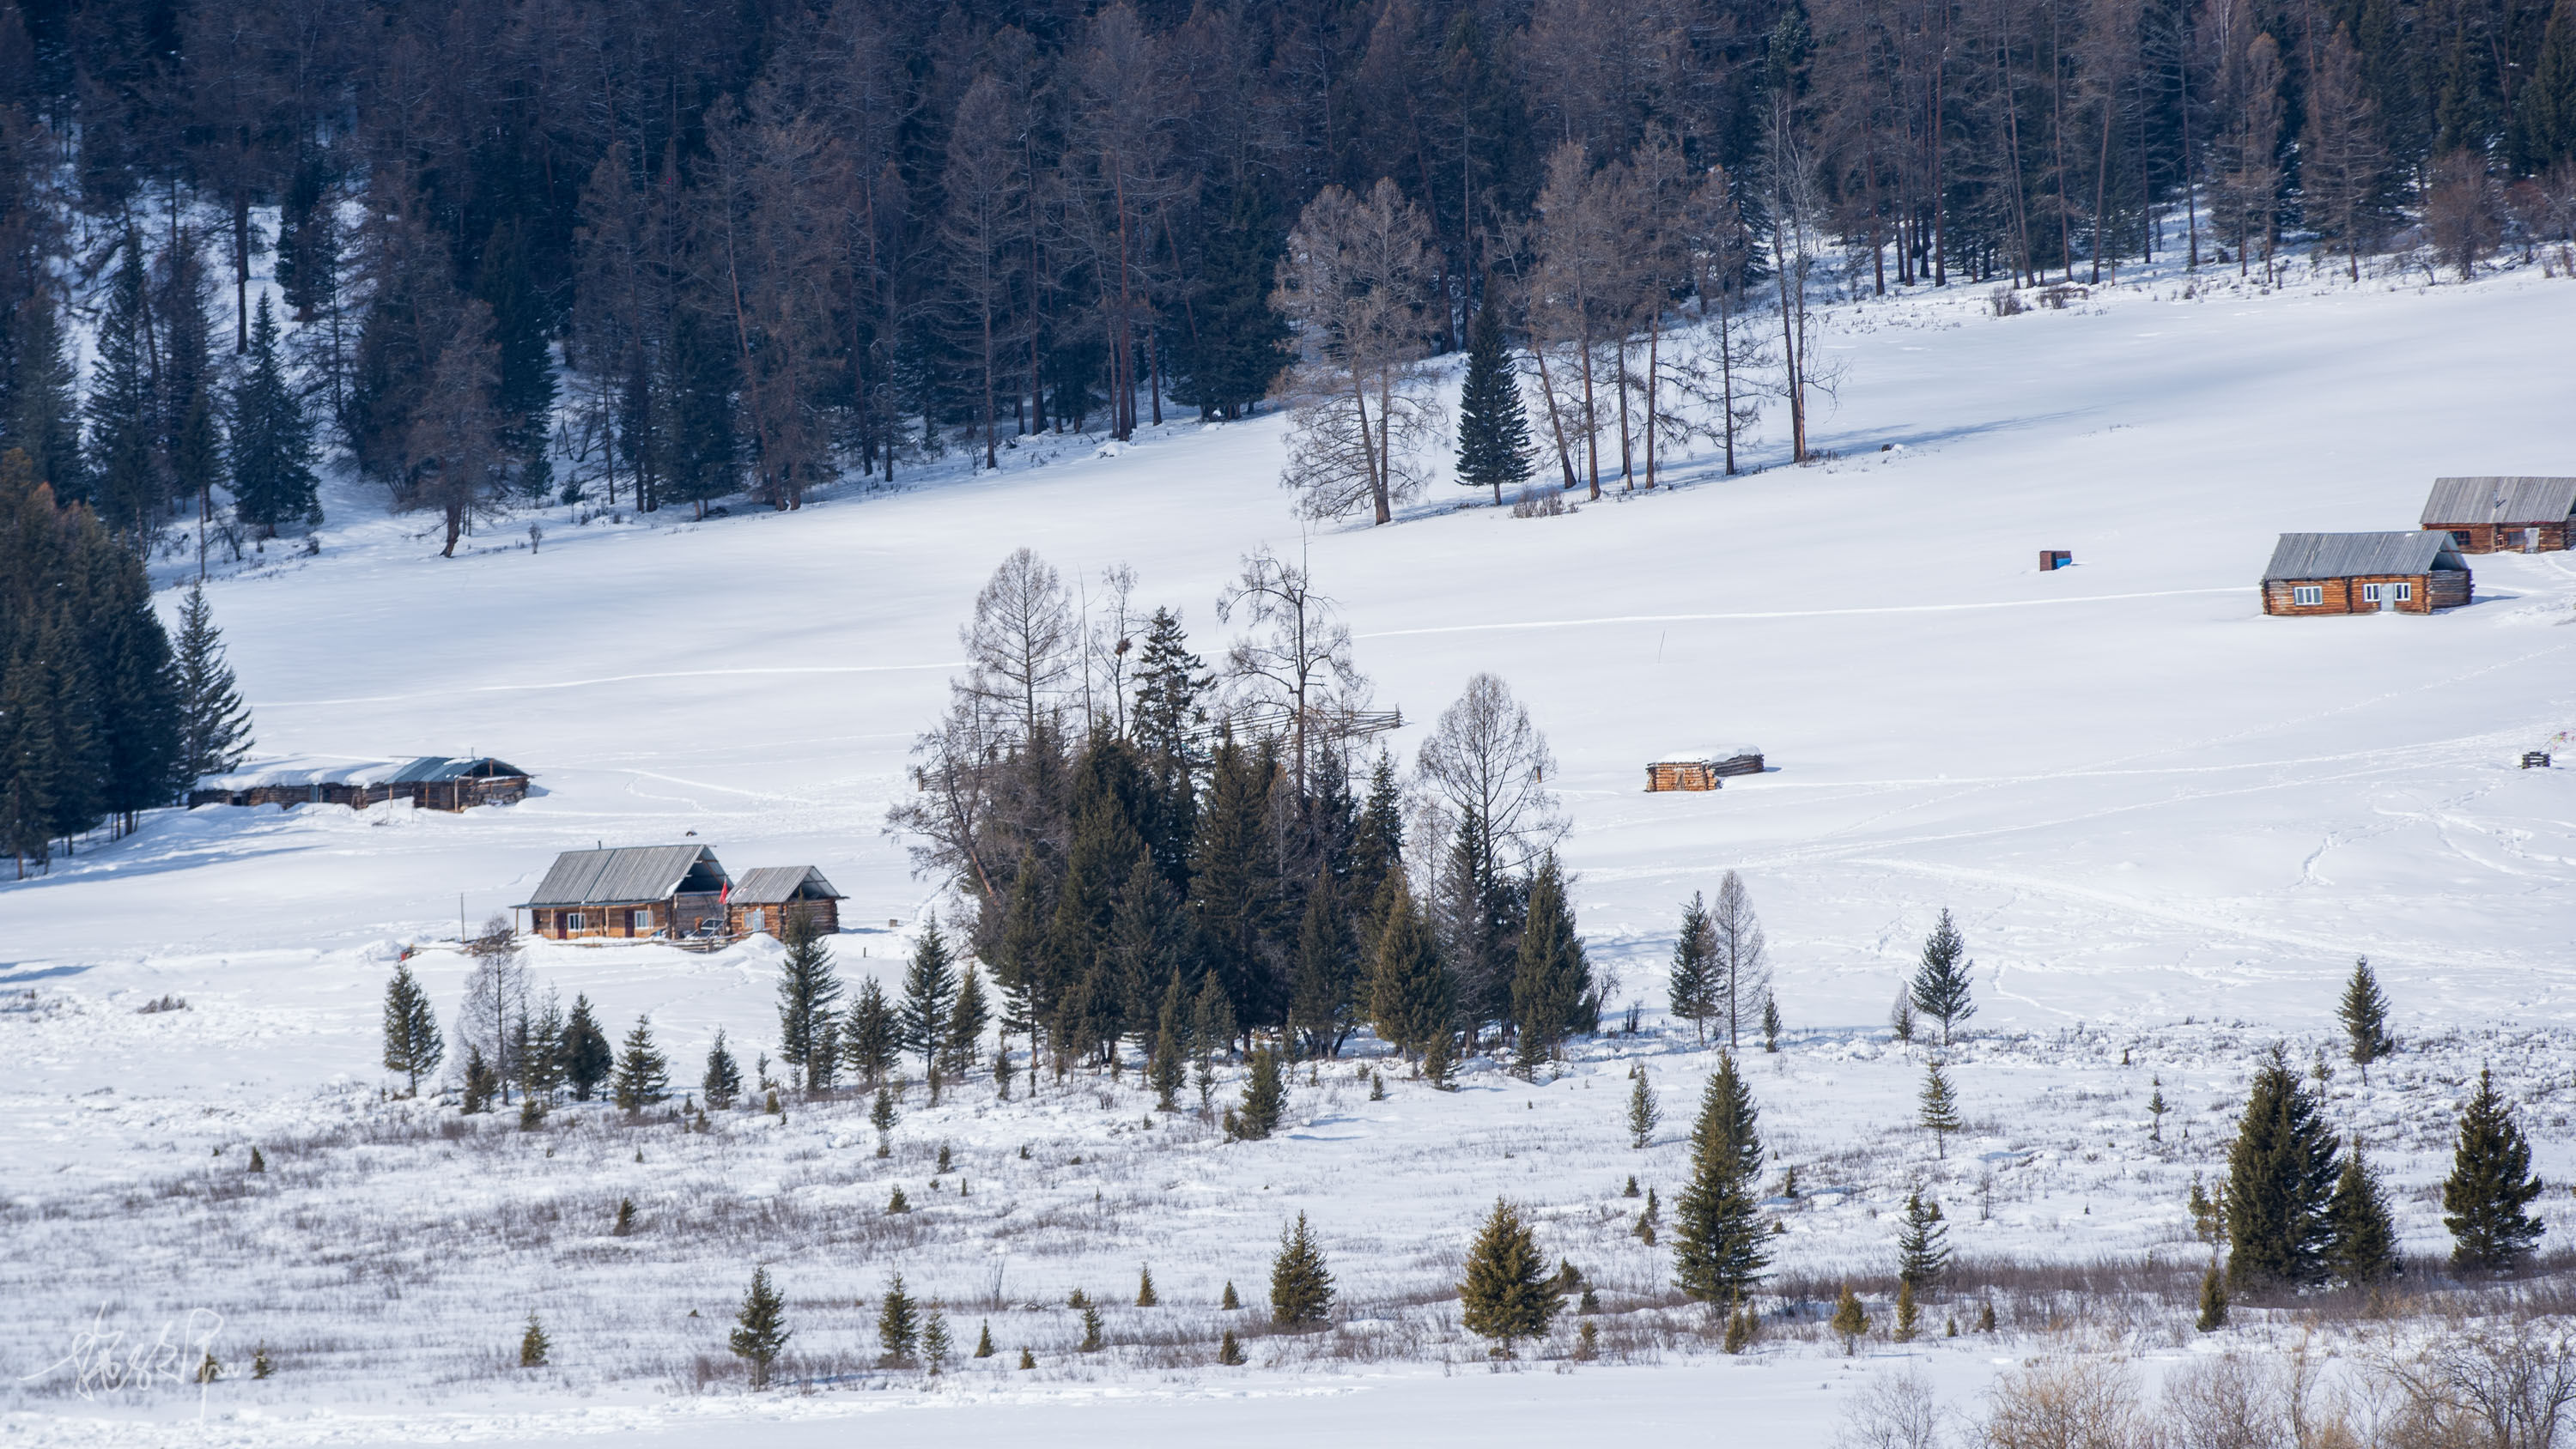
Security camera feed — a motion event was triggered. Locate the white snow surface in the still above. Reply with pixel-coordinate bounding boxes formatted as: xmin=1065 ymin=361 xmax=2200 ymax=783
xmin=5 ymin=258 xmax=2576 ymax=1446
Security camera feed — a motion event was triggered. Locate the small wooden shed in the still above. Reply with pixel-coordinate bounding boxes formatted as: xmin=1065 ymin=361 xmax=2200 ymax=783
xmin=1646 ymin=749 xmax=1765 ymax=791
xmin=2420 ymin=476 xmax=2576 ymax=554
xmin=518 ymin=845 xmax=732 ymax=941
xmin=2260 ymin=532 xmax=2471 ymax=616
xmin=725 ymin=866 xmax=846 ymax=938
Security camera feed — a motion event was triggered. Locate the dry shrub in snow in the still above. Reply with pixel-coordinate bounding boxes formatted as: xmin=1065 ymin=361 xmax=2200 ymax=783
xmin=1836 ymin=1368 xmax=1945 ymax=1449
xmin=2380 ymin=1323 xmax=2576 ymax=1449
xmin=1981 ymin=1347 xmax=2145 ymax=1449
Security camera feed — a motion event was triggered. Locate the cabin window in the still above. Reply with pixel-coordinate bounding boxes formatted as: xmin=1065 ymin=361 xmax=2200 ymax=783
xmin=632 ymin=909 xmax=653 ymax=932
xmin=746 ymin=908 xmax=768 ymax=934
xmin=2360 ymin=583 xmax=2385 ymax=603
xmin=566 ymin=912 xmax=586 ymax=932
xmin=2291 ymin=585 xmax=2324 ymax=606
xmin=2450 ymin=530 xmax=2475 ymax=548
xmin=2392 ymin=581 xmax=2413 ymax=602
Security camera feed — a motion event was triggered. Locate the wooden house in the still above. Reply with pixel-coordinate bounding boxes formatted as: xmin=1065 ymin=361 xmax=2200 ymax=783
xmin=725 ymin=866 xmax=846 ymax=937
xmin=1646 ymin=749 xmax=1765 ymax=791
xmin=2260 ymin=532 xmax=2471 ymax=616
xmin=2420 ymin=476 xmax=2576 ymax=554
xmin=518 ymin=845 xmax=732 ymax=941
xmin=189 ymin=755 xmax=530 ymax=811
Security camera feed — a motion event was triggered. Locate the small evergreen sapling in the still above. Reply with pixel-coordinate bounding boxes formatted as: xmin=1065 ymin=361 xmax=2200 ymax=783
xmin=611 ymin=1016 xmax=668 ymax=1112
xmin=974 ymin=1320 xmax=996 ymax=1358
xmin=462 ymin=1046 xmax=497 ymax=1113
xmin=1458 ymin=1198 xmax=1559 ymax=1357
xmin=247 ymin=1146 xmax=265 ymax=1173
xmin=1576 ymin=1320 xmax=1599 ymax=1360
xmin=1830 ymin=1285 xmax=1868 ymax=1355
xmin=2339 ymin=956 xmax=2395 ymax=1072
xmin=730 ymin=1267 xmax=790 ymax=1389
xmin=871 ymin=1087 xmax=898 ymax=1156
xmin=1136 ymin=1266 xmax=1158 ymax=1307
xmin=921 ymin=1311 xmax=951 ymax=1374
xmin=702 ymin=1031 xmax=742 ymax=1111
xmin=381 ymin=962 xmax=443 ymax=1095
xmin=1018 ymin=1347 xmax=1036 ymax=1370
xmin=1909 ymin=909 xmax=1978 ymax=1045
xmin=251 ymin=1344 xmax=272 ymax=1379
xmin=2443 ymin=1067 xmax=2546 ymax=1272
xmin=1217 ymin=1330 xmax=1246 ymax=1365
xmin=937 ymin=1143 xmax=952 ymax=1173
xmin=877 ymin=1274 xmax=918 ymax=1364
xmin=1628 ymin=1072 xmax=1660 ymax=1149
xmin=887 ymin=1185 xmax=911 ymax=1214
xmin=1078 ymin=1302 xmax=1103 ymax=1352
xmin=1269 ymin=1212 xmax=1334 ymax=1328
xmin=1761 ymin=994 xmax=1781 ymax=1053
xmin=197 ymin=1351 xmax=221 ymax=1385
xmin=1221 ymin=1281 xmax=1241 ymax=1310
xmin=1888 ymin=986 xmax=1917 ymax=1043
xmin=1894 ymin=1280 xmax=1919 ymax=1342
xmin=613 ymin=1197 xmax=635 ymax=1235
xmin=1896 ymin=1192 xmax=1951 ymax=1294
xmin=1977 ymin=1300 xmax=1997 ymax=1333
xmin=2196 ymin=1265 xmax=2228 ymax=1331
xmin=519 ymin=1313 xmax=550 ymax=1367
xmin=1919 ymin=1059 xmax=1962 ymax=1157
xmin=1234 ymin=1046 xmax=1285 ymax=1140
xmin=2148 ymin=1076 xmax=2168 ymax=1143
xmin=2327 ymin=1137 xmax=2400 ymax=1284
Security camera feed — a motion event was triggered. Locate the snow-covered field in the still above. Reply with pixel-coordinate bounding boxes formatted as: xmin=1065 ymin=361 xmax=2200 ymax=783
xmin=6 ymin=255 xmax=2575 ymax=1446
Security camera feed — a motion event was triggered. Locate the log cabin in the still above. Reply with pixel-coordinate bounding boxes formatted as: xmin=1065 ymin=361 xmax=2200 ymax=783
xmin=725 ymin=866 xmax=846 ymax=937
xmin=189 ymin=755 xmax=530 ymax=811
xmin=1646 ymin=749 xmax=1765 ymax=791
xmin=519 ymin=845 xmax=732 ymax=941
xmin=2420 ymin=476 xmax=2576 ymax=554
xmin=2260 ymin=532 xmax=2471 ymax=616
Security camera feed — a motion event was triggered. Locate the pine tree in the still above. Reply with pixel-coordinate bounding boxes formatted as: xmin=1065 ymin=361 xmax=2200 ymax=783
xmin=1458 ymin=1198 xmax=1559 ymax=1355
xmin=1896 ymin=1192 xmax=1950 ymax=1292
xmin=1920 ymin=1059 xmax=1963 ymax=1157
xmin=920 ymin=1309 xmax=951 ymax=1373
xmin=170 ymin=580 xmax=254 ymax=784
xmin=1668 ymin=892 xmax=1717 ymax=1045
xmin=519 ymin=1313 xmax=550 ymax=1367
xmin=2338 ymin=957 xmax=2395 ymax=1070
xmin=381 ymin=961 xmax=444 ymax=1094
xmin=902 ymin=920 xmax=959 ymax=1102
xmin=974 ymin=1320 xmax=996 ymax=1358
xmin=2225 ymin=1045 xmax=2342 ymax=1288
xmin=1269 ymin=1211 xmax=1334 ymax=1328
xmin=1830 ymin=1285 xmax=1868 ymax=1355
xmin=562 ymin=994 xmax=612 ymax=1100
xmin=228 ymin=295 xmax=320 ymax=535
xmin=612 ymin=1016 xmax=669 ymax=1112
xmin=877 ymin=1273 xmax=918 ymax=1362
xmin=462 ymin=1046 xmax=497 ymax=1113
xmin=1761 ymin=994 xmax=1780 ymax=1052
xmin=1235 ymin=1045 xmax=1286 ymax=1140
xmin=1673 ymin=1054 xmax=1769 ymax=1301
xmin=1149 ymin=973 xmax=1188 ymax=1111
xmin=2443 ymin=1067 xmax=2546 ymax=1272
xmin=2196 ymin=1266 xmax=2228 ymax=1331
xmin=1217 ymin=1329 xmax=1245 ymax=1365
xmin=1909 ymin=910 xmax=1976 ymax=1046
xmin=1368 ymin=876 xmax=1452 ymax=1058
xmin=775 ymin=913 xmax=842 ymax=1093
xmin=2327 ymin=1137 xmax=2400 ymax=1284
xmin=1078 ymin=1301 xmax=1103 ymax=1350
xmin=1454 ymin=296 xmax=1534 ymax=504
xmin=702 ymin=1029 xmax=743 ymax=1111
xmin=1288 ymin=874 xmax=1360 ymax=1059
xmin=1510 ymin=853 xmax=1590 ymax=1070
xmin=85 ymin=234 xmax=159 ymax=541
xmin=731 ymin=1267 xmax=790 ymax=1388
xmin=1629 ymin=1071 xmax=1661 ymax=1149
xmin=945 ymin=965 xmax=990 ymax=1082
xmin=842 ymin=978 xmax=899 ymax=1087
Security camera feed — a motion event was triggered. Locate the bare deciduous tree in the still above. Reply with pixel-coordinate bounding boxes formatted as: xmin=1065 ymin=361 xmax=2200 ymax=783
xmin=1217 ymin=546 xmax=1364 ymax=792
xmin=1834 ymin=1368 xmax=1947 ymax=1449
xmin=962 ymin=548 xmax=1077 ymax=741
xmin=1273 ymin=179 xmax=1440 ymax=524
xmin=1413 ymin=672 xmax=1566 ymax=876
xmin=458 ymin=914 xmax=530 ymax=1101
xmin=1710 ymin=870 xmax=1770 ymax=1050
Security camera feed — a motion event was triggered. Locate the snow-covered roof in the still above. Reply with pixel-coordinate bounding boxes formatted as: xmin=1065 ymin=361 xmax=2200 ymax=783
xmin=2262 ymin=532 xmax=2464 ymax=582
xmin=196 ymin=755 xmax=525 ymax=792
xmin=727 ymin=866 xmax=845 ymax=906
xmin=1650 ymin=748 xmax=1763 ymax=764
xmin=521 ymin=846 xmax=728 ymax=907
xmin=2421 ymin=476 xmax=2576 ymax=526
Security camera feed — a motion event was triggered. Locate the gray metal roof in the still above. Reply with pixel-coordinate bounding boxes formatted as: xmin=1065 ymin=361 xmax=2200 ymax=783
xmin=727 ymin=865 xmax=846 ymax=906
xmin=2263 ymin=531 xmax=2467 ymax=582
xmin=521 ymin=846 xmax=728 ymax=907
xmin=386 ymin=755 xmax=527 ymax=784
xmin=2421 ymin=476 xmax=2576 ymax=526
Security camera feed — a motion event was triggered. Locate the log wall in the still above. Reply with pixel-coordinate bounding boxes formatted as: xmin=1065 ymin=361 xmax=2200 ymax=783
xmin=2261 ymin=572 xmax=2470 ymax=616
xmin=2429 ymin=522 xmax=2571 ymax=555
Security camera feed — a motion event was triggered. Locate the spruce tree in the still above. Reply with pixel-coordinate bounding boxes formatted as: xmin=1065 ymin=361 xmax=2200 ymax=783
xmin=1896 ymin=1192 xmax=1951 ymax=1291
xmin=1136 ymin=1265 xmax=1158 ymax=1307
xmin=2442 ymin=1067 xmax=2546 ymax=1272
xmin=975 ymin=1320 xmax=996 ymax=1358
xmin=2338 ymin=957 xmax=2395 ymax=1070
xmin=228 ymin=295 xmax=320 ymax=535
xmin=902 ymin=920 xmax=959 ymax=1101
xmin=2224 ymin=1045 xmax=2342 ymax=1289
xmin=1668 ymin=892 xmax=1717 ymax=1045
xmin=562 ymin=994 xmax=612 ymax=1100
xmin=1920 ymin=1059 xmax=1963 ymax=1158
xmin=1235 ymin=1044 xmax=1286 ymax=1140
xmin=1217 ymin=1329 xmax=1245 ymax=1365
xmin=382 ymin=961 xmax=444 ymax=1094
xmin=1761 ymin=994 xmax=1781 ymax=1052
xmin=462 ymin=1045 xmax=496 ymax=1113
xmin=1150 ymin=974 xmax=1188 ymax=1110
xmin=172 ymin=583 xmax=253 ymax=781
xmin=731 ymin=1267 xmax=790 ymax=1388
xmin=1288 ymin=873 xmax=1359 ymax=1059
xmin=877 ymin=1272 xmax=918 ymax=1362
xmin=842 ymin=978 xmax=899 ymax=1087
xmin=945 ymin=965 xmax=990 ymax=1081
xmin=519 ymin=1313 xmax=550 ymax=1367
xmin=1628 ymin=1071 xmax=1661 ymax=1149
xmin=1510 ymin=852 xmax=1591 ymax=1070
xmin=775 ymin=912 xmax=841 ymax=1093
xmin=921 ymin=1309 xmax=951 ymax=1373
xmin=1830 ymin=1285 xmax=1868 ymax=1355
xmin=2196 ymin=1266 xmax=2228 ymax=1331
xmin=1367 ymin=876 xmax=1451 ymax=1058
xmin=84 ymin=234 xmax=159 ymax=540
xmin=1672 ymin=1054 xmax=1769 ymax=1301
xmin=871 ymin=1086 xmax=899 ymax=1155
xmin=1167 ymin=185 xmax=1289 ymax=420
xmin=9 ymin=293 xmax=85 ymax=502
xmin=1909 ymin=910 xmax=1977 ymax=1046
xmin=612 ymin=1016 xmax=669 ymax=1112
xmin=1269 ymin=1211 xmax=1334 ymax=1328
xmin=1458 ymin=1198 xmax=1559 ymax=1355
xmin=2327 ymin=1137 xmax=2400 ymax=1284
xmin=1454 ymin=297 xmax=1534 ymax=504
xmin=702 ymin=1030 xmax=742 ymax=1111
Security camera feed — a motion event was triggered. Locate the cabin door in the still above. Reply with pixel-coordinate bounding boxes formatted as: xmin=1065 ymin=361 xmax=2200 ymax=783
xmin=2523 ymin=528 xmax=2541 ymax=554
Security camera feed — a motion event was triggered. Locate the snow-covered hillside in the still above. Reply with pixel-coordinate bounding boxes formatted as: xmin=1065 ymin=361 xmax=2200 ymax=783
xmin=5 ymin=258 xmax=2574 ymax=1446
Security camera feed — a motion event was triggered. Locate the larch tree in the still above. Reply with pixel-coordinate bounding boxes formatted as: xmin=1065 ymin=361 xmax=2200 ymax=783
xmin=1414 ymin=672 xmax=1566 ymax=878
xmin=1272 ymin=178 xmax=1440 ymax=525
xmin=960 ymin=549 xmax=1076 ymax=743
xmin=1709 ymin=871 xmax=1768 ymax=1050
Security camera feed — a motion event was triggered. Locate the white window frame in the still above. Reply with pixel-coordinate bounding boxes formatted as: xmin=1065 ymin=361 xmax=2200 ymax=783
xmin=633 ymin=908 xmax=653 ymax=932
xmin=566 ymin=911 xmax=586 ymax=932
xmin=2291 ymin=585 xmax=2324 ymax=606
xmin=2392 ymin=581 xmax=2413 ymax=602
xmin=2360 ymin=582 xmax=2385 ymax=603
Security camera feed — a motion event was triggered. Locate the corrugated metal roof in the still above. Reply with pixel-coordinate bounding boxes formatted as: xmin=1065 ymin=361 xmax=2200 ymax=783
xmin=386 ymin=755 xmax=528 ymax=784
xmin=2421 ymin=476 xmax=2576 ymax=526
xmin=522 ymin=846 xmax=727 ymax=906
xmin=2263 ymin=531 xmax=2466 ymax=582
xmin=198 ymin=755 xmax=530 ymax=791
xmin=728 ymin=865 xmax=846 ymax=906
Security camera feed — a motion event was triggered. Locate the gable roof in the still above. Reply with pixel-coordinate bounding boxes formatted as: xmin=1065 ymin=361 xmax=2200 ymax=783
xmin=197 ymin=754 xmax=527 ymax=791
xmin=386 ymin=755 xmax=528 ymax=784
xmin=2421 ymin=476 xmax=2576 ymax=526
xmin=727 ymin=865 xmax=846 ymax=906
xmin=521 ymin=846 xmax=727 ymax=907
xmin=2263 ymin=531 xmax=2466 ymax=582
